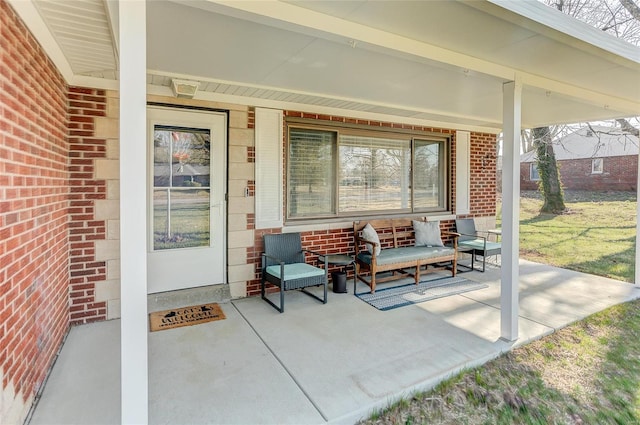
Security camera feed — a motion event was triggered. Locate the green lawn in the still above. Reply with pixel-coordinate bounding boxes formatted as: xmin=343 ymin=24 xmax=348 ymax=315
xmin=360 ymin=300 xmax=640 ymax=425
xmin=359 ymin=191 xmax=640 ymax=424
xmin=511 ymin=191 xmax=637 ymax=283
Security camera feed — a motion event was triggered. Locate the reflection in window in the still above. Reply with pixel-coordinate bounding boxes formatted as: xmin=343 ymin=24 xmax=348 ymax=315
xmin=287 ymin=126 xmax=447 ymax=219
xmin=592 ymin=158 xmax=603 ymax=174
xmin=530 ymin=163 xmax=541 ymax=181
xmin=153 ymin=126 xmax=211 ymax=250
xmin=339 ymin=135 xmax=411 ymax=213
xmin=414 ymin=140 xmax=444 ymax=209
xmin=288 ymin=129 xmax=335 ymax=218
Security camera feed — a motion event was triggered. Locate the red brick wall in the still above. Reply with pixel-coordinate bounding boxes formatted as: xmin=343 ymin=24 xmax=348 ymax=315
xmin=520 ymin=162 xmax=538 ymax=190
xmin=454 ymin=132 xmax=497 ymax=217
xmin=0 ymin=0 xmax=70 ymax=419
xmin=67 ymin=87 xmax=108 ymax=324
xmin=521 ymin=156 xmax=637 ymax=191
xmin=245 ymin=112 xmax=497 ymax=296
xmin=559 ymin=156 xmax=637 ymax=191
xmin=469 ymin=133 xmax=498 ymax=216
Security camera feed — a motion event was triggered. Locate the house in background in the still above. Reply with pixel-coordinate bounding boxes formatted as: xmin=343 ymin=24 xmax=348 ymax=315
xmin=1 ymin=0 xmax=639 ymax=423
xmin=521 ymin=126 xmax=639 ymax=191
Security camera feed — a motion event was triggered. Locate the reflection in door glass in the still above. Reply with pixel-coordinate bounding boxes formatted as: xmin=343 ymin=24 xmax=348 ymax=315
xmin=153 ymin=126 xmax=211 ymax=250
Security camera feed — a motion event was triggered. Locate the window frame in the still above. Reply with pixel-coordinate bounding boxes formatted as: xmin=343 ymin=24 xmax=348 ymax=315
xmin=285 ymin=119 xmax=450 ymax=222
xmin=591 ymin=157 xmax=604 ymax=174
xmin=530 ymin=163 xmax=541 ymax=181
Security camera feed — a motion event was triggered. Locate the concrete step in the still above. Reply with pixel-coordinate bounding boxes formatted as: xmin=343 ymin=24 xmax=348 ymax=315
xmin=147 ymin=284 xmax=231 ymax=313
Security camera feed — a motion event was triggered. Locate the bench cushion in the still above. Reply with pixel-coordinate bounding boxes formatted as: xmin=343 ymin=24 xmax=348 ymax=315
xmin=357 ymin=246 xmax=455 ymax=266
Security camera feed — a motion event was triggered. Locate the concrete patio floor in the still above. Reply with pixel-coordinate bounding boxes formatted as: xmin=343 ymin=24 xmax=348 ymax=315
xmin=28 ymin=260 xmax=640 ymax=425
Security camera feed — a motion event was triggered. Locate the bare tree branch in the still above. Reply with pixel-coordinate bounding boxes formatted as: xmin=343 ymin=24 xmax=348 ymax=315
xmin=620 ymin=0 xmax=640 ymax=22
xmin=617 ymin=118 xmax=640 ymax=136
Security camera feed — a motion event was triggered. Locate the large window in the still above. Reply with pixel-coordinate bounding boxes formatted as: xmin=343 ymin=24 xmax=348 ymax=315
xmin=287 ymin=124 xmax=448 ymax=220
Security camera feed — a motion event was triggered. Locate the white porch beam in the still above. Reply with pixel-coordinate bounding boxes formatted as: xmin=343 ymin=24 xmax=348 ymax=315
xmin=119 ymin=1 xmax=148 ymax=423
xmin=206 ymin=0 xmax=639 ymax=117
xmin=208 ymin=0 xmax=515 ymax=78
xmin=500 ymin=80 xmax=522 ymax=342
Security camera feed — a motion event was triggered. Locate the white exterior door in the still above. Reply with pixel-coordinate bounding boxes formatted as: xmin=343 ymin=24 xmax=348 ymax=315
xmin=147 ymin=107 xmax=226 ymax=294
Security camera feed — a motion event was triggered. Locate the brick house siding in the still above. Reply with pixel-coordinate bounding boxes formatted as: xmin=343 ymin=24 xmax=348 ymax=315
xmin=0 ymin=1 xmax=70 ymax=422
xmin=67 ymin=87 xmax=109 ymax=324
xmin=520 ymin=155 xmax=638 ymax=191
xmin=1 ymin=1 xmax=499 ymax=422
xmin=245 ymin=111 xmax=497 ymax=297
xmin=469 ymin=133 xmax=498 ymax=216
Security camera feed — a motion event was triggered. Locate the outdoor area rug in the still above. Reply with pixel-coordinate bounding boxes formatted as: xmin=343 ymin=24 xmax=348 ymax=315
xmin=149 ymin=303 xmax=226 ymax=332
xmin=356 ymin=276 xmax=488 ymax=311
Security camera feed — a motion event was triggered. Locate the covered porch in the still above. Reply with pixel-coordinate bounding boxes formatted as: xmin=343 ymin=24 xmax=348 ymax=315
xmin=29 ymin=261 xmax=639 ymax=424
xmin=3 ymin=0 xmax=640 ymax=423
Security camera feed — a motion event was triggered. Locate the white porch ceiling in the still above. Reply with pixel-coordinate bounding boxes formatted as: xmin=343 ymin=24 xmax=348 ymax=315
xmin=14 ymin=0 xmax=640 ymax=132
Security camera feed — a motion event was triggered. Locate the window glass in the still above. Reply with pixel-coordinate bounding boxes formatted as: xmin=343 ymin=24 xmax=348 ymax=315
xmin=287 ymin=124 xmax=448 ymax=220
xmin=414 ymin=139 xmax=444 ymax=209
xmin=592 ymin=158 xmax=603 ymax=174
xmin=152 ymin=127 xmax=211 ymax=250
xmin=530 ymin=163 xmax=540 ymax=181
xmin=288 ymin=129 xmax=335 ymax=218
xmin=339 ymin=135 xmax=411 ymax=213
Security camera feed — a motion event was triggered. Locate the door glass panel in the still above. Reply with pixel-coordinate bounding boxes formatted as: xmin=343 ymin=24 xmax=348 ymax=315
xmin=152 ymin=126 xmax=211 ymax=250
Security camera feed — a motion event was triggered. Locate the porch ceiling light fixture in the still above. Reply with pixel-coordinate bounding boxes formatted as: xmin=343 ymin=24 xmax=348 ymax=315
xmin=171 ymin=79 xmax=200 ymax=99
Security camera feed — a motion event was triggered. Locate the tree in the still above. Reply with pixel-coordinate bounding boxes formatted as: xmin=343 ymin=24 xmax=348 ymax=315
xmin=530 ymin=0 xmax=640 ymax=213
xmin=533 ymin=127 xmax=566 ymax=213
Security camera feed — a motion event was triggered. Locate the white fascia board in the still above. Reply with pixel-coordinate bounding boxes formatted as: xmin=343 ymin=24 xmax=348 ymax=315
xmin=7 ymin=0 xmax=74 ymax=83
xmin=487 ymin=0 xmax=640 ymax=66
xmin=71 ymin=75 xmax=119 ymax=91
xmin=104 ymin=0 xmax=120 ymax=56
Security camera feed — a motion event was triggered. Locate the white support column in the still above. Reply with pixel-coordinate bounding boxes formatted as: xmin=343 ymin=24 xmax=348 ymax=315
xmin=500 ymin=81 xmax=522 ymax=342
xmin=119 ymin=1 xmax=148 ymax=423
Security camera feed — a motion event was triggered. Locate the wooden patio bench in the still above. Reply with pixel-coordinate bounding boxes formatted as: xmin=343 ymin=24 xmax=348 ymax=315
xmin=353 ymin=218 xmax=459 ymax=293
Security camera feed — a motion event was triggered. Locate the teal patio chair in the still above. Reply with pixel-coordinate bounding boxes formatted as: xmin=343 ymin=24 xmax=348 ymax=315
xmin=455 ymin=219 xmax=501 ymax=272
xmin=261 ymin=233 xmax=328 ymax=313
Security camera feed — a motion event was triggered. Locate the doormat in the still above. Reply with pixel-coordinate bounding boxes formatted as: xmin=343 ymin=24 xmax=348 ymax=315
xmin=356 ymin=276 xmax=487 ymax=311
xmin=149 ymin=303 xmax=226 ymax=332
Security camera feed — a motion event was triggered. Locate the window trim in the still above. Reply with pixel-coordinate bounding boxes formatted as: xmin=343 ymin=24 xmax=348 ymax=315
xmin=591 ymin=157 xmax=603 ymax=174
xmin=530 ymin=163 xmax=540 ymax=181
xmin=285 ymin=119 xmax=450 ymax=222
